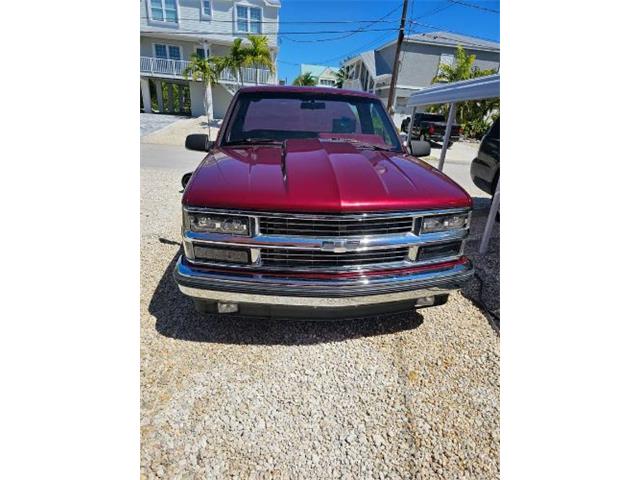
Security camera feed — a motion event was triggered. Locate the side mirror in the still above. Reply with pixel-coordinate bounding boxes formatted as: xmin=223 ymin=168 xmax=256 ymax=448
xmin=407 ymin=139 xmax=431 ymax=157
xmin=185 ymin=134 xmax=211 ymax=152
xmin=181 ymin=172 xmax=193 ymax=189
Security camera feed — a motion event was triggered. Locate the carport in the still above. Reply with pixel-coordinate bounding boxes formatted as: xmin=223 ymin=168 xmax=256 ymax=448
xmin=407 ymin=74 xmax=500 ymax=254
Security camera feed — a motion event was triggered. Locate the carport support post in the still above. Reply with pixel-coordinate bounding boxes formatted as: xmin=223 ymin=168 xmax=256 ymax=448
xmin=479 ymin=177 xmax=500 ymax=255
xmin=407 ymin=106 xmax=416 ymax=151
xmin=437 ymin=102 xmax=457 ymax=171
xmin=140 ymin=78 xmax=152 ymax=113
xmin=153 ymin=79 xmax=164 ymax=113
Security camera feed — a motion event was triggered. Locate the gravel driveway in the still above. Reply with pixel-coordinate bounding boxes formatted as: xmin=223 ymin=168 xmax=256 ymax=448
xmin=140 ymin=143 xmax=500 ymax=479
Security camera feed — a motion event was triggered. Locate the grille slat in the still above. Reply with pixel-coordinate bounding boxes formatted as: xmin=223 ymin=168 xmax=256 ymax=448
xmin=258 ymin=214 xmax=415 ymax=237
xmin=261 ymin=247 xmax=409 ymax=268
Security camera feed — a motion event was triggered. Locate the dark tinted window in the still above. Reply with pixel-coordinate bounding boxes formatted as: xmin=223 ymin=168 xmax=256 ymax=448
xmin=488 ymin=118 xmax=500 ymax=139
xmin=415 ymin=113 xmax=446 ymax=122
xmin=224 ymin=92 xmax=401 ymax=150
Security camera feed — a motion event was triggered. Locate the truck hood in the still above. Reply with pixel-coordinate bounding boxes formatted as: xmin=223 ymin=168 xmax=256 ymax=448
xmin=183 ymin=139 xmax=471 ymax=212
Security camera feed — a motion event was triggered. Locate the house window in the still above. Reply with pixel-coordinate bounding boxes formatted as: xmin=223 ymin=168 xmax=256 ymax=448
xmin=236 ymin=5 xmax=262 ymax=33
xmin=149 ymin=0 xmax=178 ymax=23
xmin=201 ymin=0 xmax=212 ymax=18
xmin=196 ymin=48 xmax=208 ymax=59
xmin=154 ymin=44 xmax=181 ymax=60
xmin=320 ymin=79 xmax=335 ymax=86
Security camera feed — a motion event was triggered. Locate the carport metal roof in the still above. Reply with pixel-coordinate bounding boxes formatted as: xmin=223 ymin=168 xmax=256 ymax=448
xmin=406 ymin=74 xmax=500 ymax=255
xmin=407 ymin=74 xmax=500 ymax=107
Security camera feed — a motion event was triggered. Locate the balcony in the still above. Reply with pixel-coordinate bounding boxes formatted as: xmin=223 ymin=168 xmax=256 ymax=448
xmin=140 ymin=56 xmax=274 ymax=84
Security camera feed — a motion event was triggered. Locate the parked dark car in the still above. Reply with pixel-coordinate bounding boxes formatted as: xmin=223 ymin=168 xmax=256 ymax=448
xmin=470 ymin=118 xmax=500 ymax=196
xmin=402 ymin=112 xmax=462 ymax=147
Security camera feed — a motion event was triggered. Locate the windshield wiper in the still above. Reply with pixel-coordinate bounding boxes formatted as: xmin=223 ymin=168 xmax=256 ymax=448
xmin=322 ymin=137 xmax=394 ymax=151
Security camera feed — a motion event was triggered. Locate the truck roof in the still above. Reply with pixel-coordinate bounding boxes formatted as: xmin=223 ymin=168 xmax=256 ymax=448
xmin=235 ymin=85 xmax=379 ymax=99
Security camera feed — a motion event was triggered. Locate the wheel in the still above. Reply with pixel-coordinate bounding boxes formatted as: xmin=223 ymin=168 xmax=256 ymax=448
xmin=193 ymin=299 xmax=217 ymax=314
xmin=447 ymin=141 xmax=454 ymax=148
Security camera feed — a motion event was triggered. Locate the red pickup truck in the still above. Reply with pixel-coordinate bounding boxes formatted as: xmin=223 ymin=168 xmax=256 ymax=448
xmin=175 ymin=86 xmax=473 ymax=319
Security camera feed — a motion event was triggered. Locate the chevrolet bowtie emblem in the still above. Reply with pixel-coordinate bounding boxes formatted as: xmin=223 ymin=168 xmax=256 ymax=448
xmin=321 ymin=239 xmax=360 ymax=253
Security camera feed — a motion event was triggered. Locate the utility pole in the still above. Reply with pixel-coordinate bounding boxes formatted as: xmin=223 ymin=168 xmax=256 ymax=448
xmin=386 ymin=0 xmax=410 ymax=114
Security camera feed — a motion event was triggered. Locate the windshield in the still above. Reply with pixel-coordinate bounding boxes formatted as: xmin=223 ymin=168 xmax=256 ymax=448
xmin=223 ymin=92 xmax=402 ymax=151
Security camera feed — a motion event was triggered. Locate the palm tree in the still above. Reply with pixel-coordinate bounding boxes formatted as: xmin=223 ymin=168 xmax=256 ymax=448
xmin=335 ymin=65 xmax=347 ymax=88
xmin=244 ymin=35 xmax=274 ymax=85
xmin=220 ymin=38 xmax=248 ymax=88
xmin=183 ymin=53 xmax=220 ymax=137
xmin=430 ymin=45 xmax=498 ymax=138
xmin=432 ymin=45 xmax=495 ymax=84
xmin=293 ymin=72 xmax=317 ymax=86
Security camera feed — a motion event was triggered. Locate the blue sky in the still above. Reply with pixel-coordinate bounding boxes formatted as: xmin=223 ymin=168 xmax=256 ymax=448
xmin=276 ymin=0 xmax=500 ymax=83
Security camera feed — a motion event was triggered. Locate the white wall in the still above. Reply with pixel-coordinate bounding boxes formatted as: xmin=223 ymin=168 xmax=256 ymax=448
xmin=189 ymin=82 xmax=234 ymax=119
xmin=140 ymin=0 xmax=280 ymax=49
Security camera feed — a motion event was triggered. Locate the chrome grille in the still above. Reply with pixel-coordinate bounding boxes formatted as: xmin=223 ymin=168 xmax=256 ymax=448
xmin=258 ymin=215 xmax=415 ymax=237
xmin=260 ymin=247 xmax=409 ymax=269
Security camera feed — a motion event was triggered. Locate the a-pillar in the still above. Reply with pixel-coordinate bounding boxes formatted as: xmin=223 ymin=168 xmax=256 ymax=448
xmin=140 ymin=78 xmax=152 ymax=113
xmin=153 ymin=79 xmax=164 ymax=113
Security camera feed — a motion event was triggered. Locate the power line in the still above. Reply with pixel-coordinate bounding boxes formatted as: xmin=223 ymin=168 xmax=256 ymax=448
xmin=140 ymin=27 xmax=400 ymax=36
xmin=447 ymin=0 xmax=499 ymax=14
xmin=411 ymin=1 xmax=456 ymax=21
xmin=279 ymin=3 xmax=402 ymax=44
xmin=279 ymin=31 xmax=396 ymax=66
xmin=140 ymin=17 xmax=404 ymax=24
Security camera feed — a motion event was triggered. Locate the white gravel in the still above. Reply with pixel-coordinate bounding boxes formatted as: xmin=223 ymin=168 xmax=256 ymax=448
xmin=140 ymin=146 xmax=500 ymax=479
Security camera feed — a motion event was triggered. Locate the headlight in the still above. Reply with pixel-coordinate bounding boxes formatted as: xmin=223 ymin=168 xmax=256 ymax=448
xmin=186 ymin=212 xmax=251 ymax=236
xmin=420 ymin=213 xmax=468 ymax=234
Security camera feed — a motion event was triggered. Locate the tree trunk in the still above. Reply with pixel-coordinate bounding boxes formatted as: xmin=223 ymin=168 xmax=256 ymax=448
xmin=204 ymin=82 xmax=213 ymax=138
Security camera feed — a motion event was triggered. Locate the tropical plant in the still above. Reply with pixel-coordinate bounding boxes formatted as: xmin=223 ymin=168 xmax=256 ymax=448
xmin=293 ymin=72 xmax=317 ymax=86
xmin=335 ymin=65 xmax=347 ymax=88
xmin=243 ymin=35 xmax=274 ymax=85
xmin=430 ymin=45 xmax=499 ymax=139
xmin=217 ymin=38 xmax=248 ymax=88
xmin=183 ymin=53 xmax=220 ymax=133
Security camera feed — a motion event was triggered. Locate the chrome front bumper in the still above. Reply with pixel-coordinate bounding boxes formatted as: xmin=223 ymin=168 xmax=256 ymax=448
xmin=174 ymin=256 xmax=473 ymax=308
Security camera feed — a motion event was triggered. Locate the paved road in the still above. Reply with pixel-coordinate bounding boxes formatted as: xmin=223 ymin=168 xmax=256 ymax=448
xmin=141 ymin=142 xmax=205 ymax=170
xmin=140 ymin=113 xmax=190 ymax=137
xmin=421 ymin=141 xmax=490 ymax=199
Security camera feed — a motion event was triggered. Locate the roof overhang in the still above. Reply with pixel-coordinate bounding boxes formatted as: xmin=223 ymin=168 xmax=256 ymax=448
xmin=407 ymin=74 xmax=499 ymax=107
xmin=378 ymin=37 xmax=500 ymax=54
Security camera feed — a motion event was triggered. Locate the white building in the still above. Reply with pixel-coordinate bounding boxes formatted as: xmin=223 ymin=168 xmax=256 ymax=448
xmin=140 ymin=0 xmax=281 ymax=118
xmin=299 ymin=64 xmax=339 ymax=87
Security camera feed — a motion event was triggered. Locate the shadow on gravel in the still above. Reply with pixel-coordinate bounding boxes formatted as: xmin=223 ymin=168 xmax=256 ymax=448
xmin=149 ymin=252 xmax=424 ymax=345
xmin=461 ymin=197 xmax=500 ymax=332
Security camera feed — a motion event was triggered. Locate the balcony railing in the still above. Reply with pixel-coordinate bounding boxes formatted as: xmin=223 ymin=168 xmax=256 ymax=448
xmin=140 ymin=56 xmax=273 ymax=84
